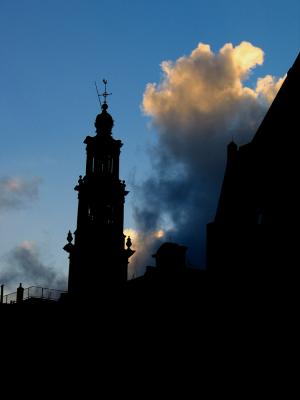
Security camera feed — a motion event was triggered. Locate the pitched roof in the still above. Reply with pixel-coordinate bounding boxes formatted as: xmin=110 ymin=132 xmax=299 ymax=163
xmin=252 ymin=52 xmax=300 ymax=148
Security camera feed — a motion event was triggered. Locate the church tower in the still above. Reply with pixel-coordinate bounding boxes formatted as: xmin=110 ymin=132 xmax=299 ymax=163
xmin=64 ymin=80 xmax=134 ymax=298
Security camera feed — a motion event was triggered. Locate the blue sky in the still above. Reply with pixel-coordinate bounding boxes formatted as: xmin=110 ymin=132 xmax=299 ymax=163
xmin=0 ymin=0 xmax=299 ymax=288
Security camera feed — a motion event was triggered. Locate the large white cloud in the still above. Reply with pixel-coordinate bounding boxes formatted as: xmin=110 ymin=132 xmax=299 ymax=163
xmin=132 ymin=41 xmax=285 ymax=272
xmin=143 ymin=41 xmax=281 ymax=143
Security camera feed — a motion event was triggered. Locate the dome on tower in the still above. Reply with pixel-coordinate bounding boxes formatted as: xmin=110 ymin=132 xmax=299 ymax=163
xmin=95 ymin=103 xmax=114 ymax=135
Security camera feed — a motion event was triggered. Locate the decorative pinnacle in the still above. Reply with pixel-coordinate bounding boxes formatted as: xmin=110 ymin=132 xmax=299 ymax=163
xmin=67 ymin=230 xmax=73 ymax=244
xmin=126 ymin=236 xmax=132 ymax=249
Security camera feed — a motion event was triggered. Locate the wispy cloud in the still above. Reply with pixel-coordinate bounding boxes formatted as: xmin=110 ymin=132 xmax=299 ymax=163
xmin=134 ymin=41 xmax=284 ymax=268
xmin=0 ymin=176 xmax=42 ymax=211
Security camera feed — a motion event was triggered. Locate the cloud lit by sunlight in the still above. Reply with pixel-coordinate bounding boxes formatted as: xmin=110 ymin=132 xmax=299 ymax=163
xmin=124 ymin=228 xmax=139 ymax=243
xmin=124 ymin=227 xmax=166 ymax=279
xmin=135 ymin=41 xmax=285 ymax=268
xmin=143 ymin=41 xmax=284 ymax=125
xmin=154 ymin=229 xmax=165 ymax=239
xmin=256 ymin=74 xmax=287 ymax=104
xmin=228 ymin=41 xmax=264 ymax=75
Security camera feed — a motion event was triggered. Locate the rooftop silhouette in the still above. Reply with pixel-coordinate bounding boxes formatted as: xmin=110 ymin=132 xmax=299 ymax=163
xmin=207 ymin=52 xmax=300 ymax=275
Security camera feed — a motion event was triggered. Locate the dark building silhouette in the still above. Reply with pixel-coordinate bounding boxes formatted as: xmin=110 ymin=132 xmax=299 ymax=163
xmin=207 ymin=52 xmax=300 ymax=275
xmin=152 ymin=242 xmax=187 ymax=271
xmin=64 ymin=81 xmax=134 ymax=299
xmin=126 ymin=242 xmax=206 ymax=304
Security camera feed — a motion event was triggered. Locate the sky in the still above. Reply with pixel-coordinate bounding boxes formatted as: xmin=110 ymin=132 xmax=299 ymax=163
xmin=0 ymin=0 xmax=299 ymax=291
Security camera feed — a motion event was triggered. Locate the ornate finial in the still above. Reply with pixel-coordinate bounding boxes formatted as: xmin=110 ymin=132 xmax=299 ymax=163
xmin=125 ymin=236 xmax=135 ymax=258
xmin=126 ymin=236 xmax=132 ymax=249
xmin=63 ymin=230 xmax=74 ymax=253
xmin=67 ymin=230 xmax=73 ymax=244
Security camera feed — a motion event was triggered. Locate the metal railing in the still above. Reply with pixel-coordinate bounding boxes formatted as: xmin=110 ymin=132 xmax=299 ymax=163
xmin=2 ymin=286 xmax=67 ymax=304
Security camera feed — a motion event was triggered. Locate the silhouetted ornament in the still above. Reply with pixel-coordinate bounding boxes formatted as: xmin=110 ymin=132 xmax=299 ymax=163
xmin=74 ymin=175 xmax=84 ymax=191
xmin=125 ymin=236 xmax=135 ymax=258
xmin=126 ymin=236 xmax=132 ymax=249
xmin=67 ymin=230 xmax=73 ymax=244
xmin=63 ymin=230 xmax=74 ymax=254
xmin=95 ymin=104 xmax=114 ymax=135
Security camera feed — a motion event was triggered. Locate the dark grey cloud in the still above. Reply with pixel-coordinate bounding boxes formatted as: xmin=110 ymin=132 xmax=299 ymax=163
xmin=0 ymin=241 xmax=67 ymax=292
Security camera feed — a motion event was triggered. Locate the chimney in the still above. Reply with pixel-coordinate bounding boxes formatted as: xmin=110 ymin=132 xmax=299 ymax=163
xmin=16 ymin=283 xmax=24 ymax=304
xmin=227 ymin=140 xmax=238 ymax=165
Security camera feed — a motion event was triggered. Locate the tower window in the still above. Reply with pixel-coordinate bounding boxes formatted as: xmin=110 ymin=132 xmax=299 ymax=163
xmin=110 ymin=158 xmax=114 ymax=173
xmin=88 ymin=207 xmax=94 ymax=221
xmin=107 ymin=156 xmax=114 ymax=174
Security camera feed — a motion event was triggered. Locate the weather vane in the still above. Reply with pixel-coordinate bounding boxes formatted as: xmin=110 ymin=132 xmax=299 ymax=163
xmin=94 ymin=79 xmax=112 ymax=109
xmin=102 ymin=79 xmax=112 ymax=104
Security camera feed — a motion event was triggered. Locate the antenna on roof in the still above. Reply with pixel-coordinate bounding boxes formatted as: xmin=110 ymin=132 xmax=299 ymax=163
xmin=95 ymin=81 xmax=102 ymax=108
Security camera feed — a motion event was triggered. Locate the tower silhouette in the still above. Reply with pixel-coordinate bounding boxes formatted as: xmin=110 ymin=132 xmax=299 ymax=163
xmin=64 ymin=81 xmax=135 ymax=299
